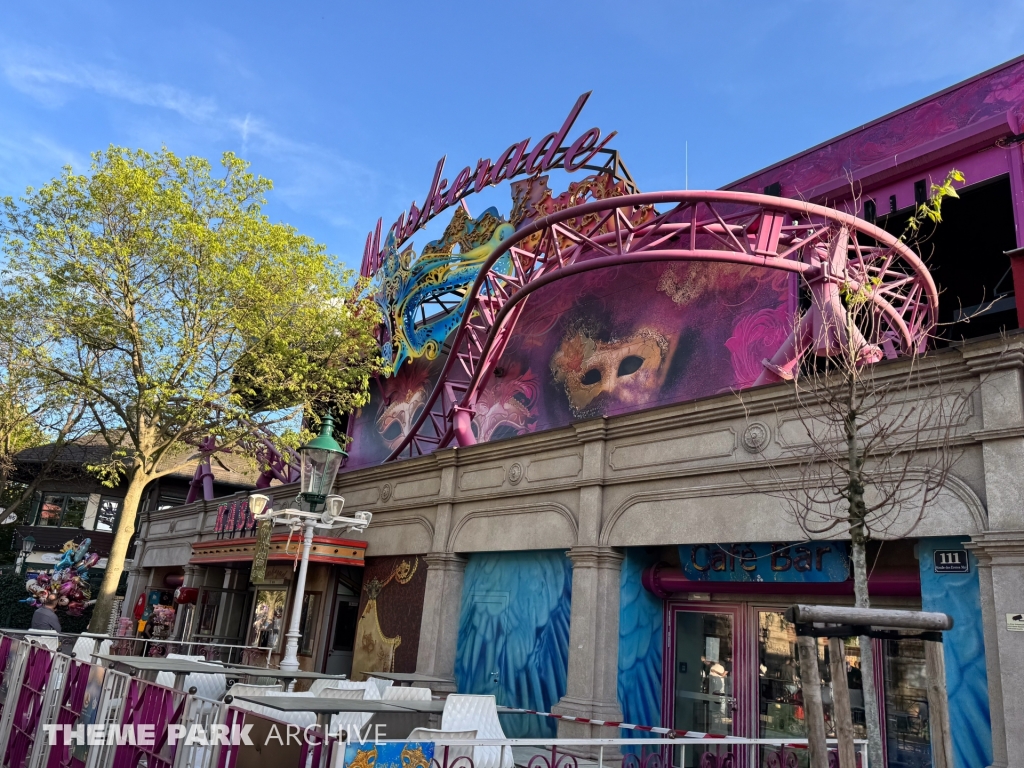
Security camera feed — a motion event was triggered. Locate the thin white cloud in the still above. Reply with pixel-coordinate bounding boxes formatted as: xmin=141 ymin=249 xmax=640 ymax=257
xmin=0 ymin=46 xmax=393 ymax=243
xmin=3 ymin=56 xmax=217 ymax=123
xmin=0 ymin=130 xmax=88 ymax=195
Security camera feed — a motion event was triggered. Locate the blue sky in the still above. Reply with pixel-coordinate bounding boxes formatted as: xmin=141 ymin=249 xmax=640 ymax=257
xmin=2 ymin=1 xmax=1022 ymax=271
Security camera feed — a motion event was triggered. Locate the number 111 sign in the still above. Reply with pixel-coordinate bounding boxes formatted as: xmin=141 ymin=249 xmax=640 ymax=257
xmin=934 ymin=549 xmax=970 ymax=573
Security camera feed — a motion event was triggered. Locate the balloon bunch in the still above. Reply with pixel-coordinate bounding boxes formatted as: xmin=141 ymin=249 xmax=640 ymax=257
xmin=21 ymin=539 xmax=100 ymax=616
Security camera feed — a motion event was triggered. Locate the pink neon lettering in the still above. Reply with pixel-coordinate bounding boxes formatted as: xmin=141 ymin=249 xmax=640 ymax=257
xmin=564 ymin=129 xmax=616 ymax=172
xmin=363 ymin=92 xmax=610 ymax=273
xmin=445 ymin=166 xmax=473 ymax=207
xmin=525 ymin=132 xmax=558 ymax=176
xmin=402 ymin=201 xmax=422 ymax=240
xmin=488 ymin=138 xmax=530 ymax=186
xmin=430 ymin=177 xmax=450 ymax=216
xmin=473 ymin=158 xmax=493 ymax=192
xmin=540 ymin=91 xmax=589 ymax=170
xmin=423 ymin=158 xmax=446 ymax=219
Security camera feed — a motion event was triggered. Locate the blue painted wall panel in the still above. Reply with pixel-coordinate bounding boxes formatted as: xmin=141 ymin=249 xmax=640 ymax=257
xmin=617 ymin=548 xmax=664 ymax=747
xmin=455 ymin=551 xmax=572 ymax=737
xmin=917 ymin=537 xmax=991 ymax=768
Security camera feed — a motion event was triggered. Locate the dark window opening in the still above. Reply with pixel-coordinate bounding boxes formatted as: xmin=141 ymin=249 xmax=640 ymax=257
xmin=914 ymin=179 xmax=928 ymax=206
xmin=32 ymin=493 xmax=90 ymax=528
xmin=873 ymin=174 xmax=1018 ymax=344
xmin=332 ymin=602 xmax=359 ymax=652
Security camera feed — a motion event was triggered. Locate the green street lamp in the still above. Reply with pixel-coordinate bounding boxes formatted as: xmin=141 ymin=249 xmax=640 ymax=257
xmin=18 ymin=534 xmax=36 ymax=575
xmin=298 ymin=413 xmax=347 ymax=513
xmin=251 ymin=413 xmax=370 ymax=677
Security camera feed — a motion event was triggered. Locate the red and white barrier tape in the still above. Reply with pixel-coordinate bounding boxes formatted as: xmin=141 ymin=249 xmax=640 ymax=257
xmin=489 ymin=705 xmax=725 ymax=740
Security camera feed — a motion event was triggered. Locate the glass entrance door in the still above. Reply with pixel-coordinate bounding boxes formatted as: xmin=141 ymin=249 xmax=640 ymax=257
xmin=667 ymin=604 xmax=746 ymax=768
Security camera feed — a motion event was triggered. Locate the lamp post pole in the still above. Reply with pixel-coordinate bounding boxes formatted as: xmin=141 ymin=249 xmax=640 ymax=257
xmin=279 ymin=516 xmax=317 ymax=674
xmin=249 ymin=413 xmax=370 ymax=682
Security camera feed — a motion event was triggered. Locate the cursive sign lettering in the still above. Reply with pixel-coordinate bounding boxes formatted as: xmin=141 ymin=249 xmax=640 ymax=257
xmin=360 ymin=92 xmax=616 ymax=278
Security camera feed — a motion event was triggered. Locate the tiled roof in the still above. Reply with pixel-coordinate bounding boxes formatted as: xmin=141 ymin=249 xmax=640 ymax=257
xmin=15 ymin=434 xmax=261 ymax=488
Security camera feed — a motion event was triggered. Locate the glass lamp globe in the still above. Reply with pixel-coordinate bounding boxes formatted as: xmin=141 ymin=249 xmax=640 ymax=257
xmin=298 ymin=413 xmax=346 ymax=512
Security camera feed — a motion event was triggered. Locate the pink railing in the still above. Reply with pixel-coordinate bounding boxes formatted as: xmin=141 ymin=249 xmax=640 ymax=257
xmin=0 ymin=632 xmax=867 ymax=768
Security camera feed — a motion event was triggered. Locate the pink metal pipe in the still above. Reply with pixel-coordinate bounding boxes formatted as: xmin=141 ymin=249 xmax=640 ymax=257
xmin=452 ymin=408 xmax=477 ymax=447
xmin=641 ymin=562 xmax=921 ymax=599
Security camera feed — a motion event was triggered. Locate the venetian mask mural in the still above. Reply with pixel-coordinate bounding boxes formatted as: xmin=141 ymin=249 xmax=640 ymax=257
xmin=345 ymin=178 xmax=794 ymax=470
xmin=471 ymin=362 xmax=539 ymax=442
xmin=375 ymin=362 xmax=432 ymax=451
xmin=550 ymin=324 xmax=671 ymax=418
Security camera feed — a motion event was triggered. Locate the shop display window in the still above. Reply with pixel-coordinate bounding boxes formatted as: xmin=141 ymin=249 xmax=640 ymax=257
xmin=194 ymin=587 xmax=250 ymax=644
xmin=248 ymin=588 xmax=287 ymax=651
xmin=757 ymin=610 xmax=869 ymax=745
xmin=667 ymin=604 xmax=934 ymax=768
xmin=883 ymin=639 xmax=931 ymax=768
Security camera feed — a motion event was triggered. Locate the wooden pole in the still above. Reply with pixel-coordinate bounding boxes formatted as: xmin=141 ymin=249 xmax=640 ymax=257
xmin=924 ymin=640 xmax=953 ymax=768
xmin=828 ymin=637 xmax=858 ymax=768
xmin=797 ymin=634 xmax=830 ymax=768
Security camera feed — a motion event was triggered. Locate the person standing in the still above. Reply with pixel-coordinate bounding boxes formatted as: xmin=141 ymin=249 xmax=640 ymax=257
xmin=31 ymin=594 xmax=62 ymax=632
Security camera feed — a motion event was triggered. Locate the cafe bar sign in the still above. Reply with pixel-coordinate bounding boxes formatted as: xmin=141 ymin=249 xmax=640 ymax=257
xmin=360 ymin=91 xmax=616 ymax=278
xmin=679 ymin=542 xmax=851 ymax=583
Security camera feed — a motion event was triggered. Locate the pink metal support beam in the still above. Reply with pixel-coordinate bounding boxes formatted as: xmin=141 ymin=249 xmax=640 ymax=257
xmin=384 ymin=190 xmax=939 ymax=462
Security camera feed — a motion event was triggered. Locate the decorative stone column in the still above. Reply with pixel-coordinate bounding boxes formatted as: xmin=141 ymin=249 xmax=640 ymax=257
xmin=962 ymin=342 xmax=1024 ymax=768
xmin=552 ymin=546 xmax=624 ymax=741
xmin=415 ymin=552 xmax=467 ymax=693
xmin=967 ymin=531 xmax=1024 ymax=768
xmin=172 ymin=564 xmax=204 ymax=641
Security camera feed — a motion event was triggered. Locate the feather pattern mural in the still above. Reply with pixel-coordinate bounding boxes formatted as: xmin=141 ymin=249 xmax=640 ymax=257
xmin=618 ymin=548 xmax=664 ymax=749
xmin=455 ymin=551 xmax=573 ymax=737
xmin=918 ymin=538 xmax=992 ymax=768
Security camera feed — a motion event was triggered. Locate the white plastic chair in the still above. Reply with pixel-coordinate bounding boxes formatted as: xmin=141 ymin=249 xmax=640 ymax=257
xmin=441 ymin=695 xmax=512 ymax=768
xmin=25 ymin=630 xmax=59 ymax=651
xmin=321 ymin=688 xmax=367 ymax=700
xmin=311 ymin=679 xmax=381 ymax=699
xmin=71 ymin=634 xmax=111 ymax=661
xmin=382 ymin=686 xmax=432 ymax=702
xmin=407 ymin=728 xmax=479 ymax=767
xmin=155 ymin=653 xmax=227 ymax=700
xmin=367 ymin=676 xmax=393 ymax=697
xmin=230 ymin=690 xmax=317 ymax=728
xmin=316 ymin=688 xmax=373 ymax=736
xmin=308 ymin=677 xmax=351 ymax=695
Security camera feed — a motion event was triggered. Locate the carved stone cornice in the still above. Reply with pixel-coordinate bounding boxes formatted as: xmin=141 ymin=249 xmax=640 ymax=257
xmin=966 ymin=530 xmax=1024 ymax=565
xmin=574 ymin=420 xmax=609 ymax=444
xmin=970 ymin=426 xmax=1024 ymax=443
xmin=565 ymin=545 xmax=624 ymax=569
xmin=433 ymin=450 xmax=459 ymax=469
xmin=424 ymin=552 xmax=468 ymax=572
xmin=960 ymin=344 xmax=1024 ymax=375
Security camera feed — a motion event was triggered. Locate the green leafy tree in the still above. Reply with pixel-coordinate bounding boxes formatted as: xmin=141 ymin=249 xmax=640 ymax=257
xmin=0 ymin=302 xmax=89 ymax=521
xmin=0 ymin=146 xmax=385 ymax=632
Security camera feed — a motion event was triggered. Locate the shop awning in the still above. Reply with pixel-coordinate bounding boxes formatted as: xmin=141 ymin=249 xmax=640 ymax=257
xmin=189 ymin=533 xmax=366 ymax=567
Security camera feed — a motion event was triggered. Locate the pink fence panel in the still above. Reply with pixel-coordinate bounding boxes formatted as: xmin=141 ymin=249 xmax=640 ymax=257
xmin=43 ymin=659 xmax=92 ymax=768
xmin=4 ymin=644 xmax=55 ymax=768
xmin=110 ymin=679 xmax=188 ymax=768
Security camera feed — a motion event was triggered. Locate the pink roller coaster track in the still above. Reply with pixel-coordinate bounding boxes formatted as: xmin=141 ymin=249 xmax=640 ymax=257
xmin=385 ymin=190 xmax=939 ymax=462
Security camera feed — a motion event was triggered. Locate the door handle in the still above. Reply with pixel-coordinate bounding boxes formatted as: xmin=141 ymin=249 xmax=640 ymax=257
xmin=490 ymin=671 xmax=500 ymax=684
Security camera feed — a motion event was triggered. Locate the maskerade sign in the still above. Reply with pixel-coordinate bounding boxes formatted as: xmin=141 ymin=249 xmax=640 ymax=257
xmin=360 ymin=91 xmax=616 ymax=278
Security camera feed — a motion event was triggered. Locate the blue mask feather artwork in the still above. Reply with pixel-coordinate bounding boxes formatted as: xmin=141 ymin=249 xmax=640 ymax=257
xmin=374 ymin=206 xmax=514 ymax=371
